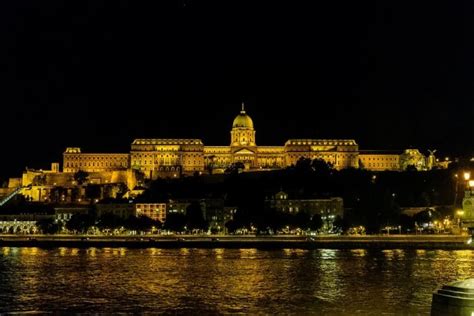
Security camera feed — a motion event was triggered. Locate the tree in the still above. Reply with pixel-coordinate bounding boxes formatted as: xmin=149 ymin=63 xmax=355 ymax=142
xmin=71 ymin=187 xmax=80 ymax=202
xmin=332 ymin=215 xmax=348 ymax=233
xmin=85 ymin=184 xmax=102 ymax=200
xmin=293 ymin=211 xmax=310 ymax=230
xmin=74 ymin=170 xmax=89 ymax=185
xmin=225 ymin=219 xmax=240 ymax=234
xmin=125 ymin=215 xmax=161 ymax=232
xmin=97 ymin=213 xmax=124 ymax=230
xmin=311 ymin=158 xmax=333 ymax=174
xmin=295 ymin=157 xmax=312 ymax=173
xmin=406 ymin=165 xmax=418 ymax=172
xmin=66 ymin=213 xmax=95 ymax=233
xmin=225 ymin=162 xmax=245 ymax=175
xmin=413 ymin=209 xmax=440 ymax=227
xmin=185 ymin=201 xmax=208 ymax=231
xmin=399 ymin=214 xmax=415 ymax=232
xmin=163 ymin=213 xmax=187 ymax=232
xmin=309 ymin=214 xmax=323 ymax=231
xmin=36 ymin=218 xmax=61 ymax=234
xmin=206 ymin=155 xmax=216 ymax=175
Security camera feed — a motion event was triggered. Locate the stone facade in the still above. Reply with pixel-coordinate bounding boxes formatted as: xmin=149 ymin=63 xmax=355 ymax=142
xmin=135 ymin=203 xmax=166 ymax=223
xmin=266 ymin=191 xmax=344 ymax=232
xmin=58 ymin=104 xmax=438 ymax=180
xmin=359 ymin=150 xmax=401 ymax=171
xmin=63 ymin=148 xmax=129 ymax=173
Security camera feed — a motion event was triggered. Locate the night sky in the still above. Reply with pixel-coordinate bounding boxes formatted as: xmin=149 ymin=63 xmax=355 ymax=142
xmin=0 ymin=1 xmax=472 ymax=179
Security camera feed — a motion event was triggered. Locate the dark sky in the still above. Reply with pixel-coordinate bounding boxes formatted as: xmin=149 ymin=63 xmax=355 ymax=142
xmin=0 ymin=0 xmax=472 ymax=179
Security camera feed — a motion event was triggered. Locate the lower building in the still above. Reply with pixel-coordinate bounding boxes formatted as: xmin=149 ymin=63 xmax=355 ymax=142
xmin=266 ymin=191 xmax=344 ymax=232
xmin=135 ymin=203 xmax=166 ymax=223
xmin=96 ymin=202 xmax=136 ymax=219
xmin=0 ymin=208 xmax=55 ymax=234
xmin=359 ymin=150 xmax=401 ymax=171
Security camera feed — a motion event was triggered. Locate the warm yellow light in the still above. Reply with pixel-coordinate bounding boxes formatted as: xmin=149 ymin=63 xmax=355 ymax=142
xmin=464 ymin=172 xmax=471 ymax=181
xmin=470 ymin=180 xmax=474 ymax=188
xmin=457 ymin=210 xmax=465 ymax=216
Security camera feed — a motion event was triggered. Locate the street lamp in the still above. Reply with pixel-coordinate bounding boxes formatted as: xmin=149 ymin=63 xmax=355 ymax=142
xmin=463 ymin=172 xmax=472 ymax=191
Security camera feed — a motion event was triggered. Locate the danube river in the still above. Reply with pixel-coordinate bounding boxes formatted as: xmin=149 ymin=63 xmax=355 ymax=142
xmin=0 ymin=247 xmax=473 ymax=314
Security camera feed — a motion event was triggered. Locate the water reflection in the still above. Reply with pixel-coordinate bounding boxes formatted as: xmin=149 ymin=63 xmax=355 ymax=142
xmin=0 ymin=247 xmax=474 ymax=314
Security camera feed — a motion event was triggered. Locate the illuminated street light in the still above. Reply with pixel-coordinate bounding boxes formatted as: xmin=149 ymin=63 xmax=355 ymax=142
xmin=464 ymin=172 xmax=471 ymax=181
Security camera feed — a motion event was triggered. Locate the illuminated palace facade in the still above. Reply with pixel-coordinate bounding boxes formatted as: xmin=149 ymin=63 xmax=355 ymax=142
xmin=62 ymin=104 xmax=434 ymax=180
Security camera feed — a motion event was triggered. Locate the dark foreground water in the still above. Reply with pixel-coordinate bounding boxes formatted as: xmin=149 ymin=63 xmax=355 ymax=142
xmin=0 ymin=248 xmax=473 ymax=315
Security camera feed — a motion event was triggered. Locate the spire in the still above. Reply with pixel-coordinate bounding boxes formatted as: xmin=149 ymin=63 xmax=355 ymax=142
xmin=241 ymin=102 xmax=245 ymax=113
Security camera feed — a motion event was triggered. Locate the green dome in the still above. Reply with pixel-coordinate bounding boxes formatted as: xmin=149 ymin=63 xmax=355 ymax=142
xmin=232 ymin=104 xmax=254 ymax=129
xmin=233 ymin=112 xmax=254 ymax=129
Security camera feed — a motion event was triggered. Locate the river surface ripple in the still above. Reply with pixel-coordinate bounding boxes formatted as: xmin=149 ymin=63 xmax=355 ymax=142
xmin=0 ymin=247 xmax=472 ymax=314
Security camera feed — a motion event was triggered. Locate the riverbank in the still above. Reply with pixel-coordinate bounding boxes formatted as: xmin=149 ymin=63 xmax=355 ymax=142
xmin=0 ymin=234 xmax=472 ymax=249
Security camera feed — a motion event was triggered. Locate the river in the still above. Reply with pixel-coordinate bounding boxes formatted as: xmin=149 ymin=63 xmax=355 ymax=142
xmin=0 ymin=247 xmax=472 ymax=314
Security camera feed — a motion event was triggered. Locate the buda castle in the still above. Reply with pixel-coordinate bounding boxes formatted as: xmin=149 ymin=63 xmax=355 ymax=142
xmin=61 ymin=104 xmax=436 ymax=180
xmin=0 ymin=104 xmax=448 ymax=204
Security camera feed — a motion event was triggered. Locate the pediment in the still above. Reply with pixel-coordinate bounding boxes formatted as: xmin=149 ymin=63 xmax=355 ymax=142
xmin=234 ymin=148 xmax=256 ymax=155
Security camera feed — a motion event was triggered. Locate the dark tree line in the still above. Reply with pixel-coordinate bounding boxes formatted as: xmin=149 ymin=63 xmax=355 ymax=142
xmin=136 ymin=157 xmax=462 ymax=234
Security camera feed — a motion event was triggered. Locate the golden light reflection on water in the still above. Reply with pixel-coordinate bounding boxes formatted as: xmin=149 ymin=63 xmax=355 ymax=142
xmin=19 ymin=247 xmax=40 ymax=256
xmin=382 ymin=249 xmax=406 ymax=260
xmin=454 ymin=250 xmax=474 ymax=260
xmin=350 ymin=249 xmax=367 ymax=257
xmin=319 ymin=248 xmax=338 ymax=259
xmin=1 ymin=248 xmax=474 ymax=314
xmin=197 ymin=249 xmax=208 ymax=256
xmin=87 ymin=247 xmax=97 ymax=257
xmin=283 ymin=248 xmax=308 ymax=257
xmin=147 ymin=248 xmax=162 ymax=256
xmin=213 ymin=248 xmax=224 ymax=259
xmin=416 ymin=249 xmax=426 ymax=256
xmin=2 ymin=247 xmax=10 ymax=255
xmin=239 ymin=248 xmax=257 ymax=259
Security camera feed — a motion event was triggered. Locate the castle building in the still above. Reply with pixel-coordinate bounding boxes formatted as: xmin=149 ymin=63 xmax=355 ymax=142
xmin=0 ymin=104 xmax=449 ymax=205
xmin=61 ymin=104 xmax=362 ymax=179
xmin=359 ymin=150 xmax=401 ymax=171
